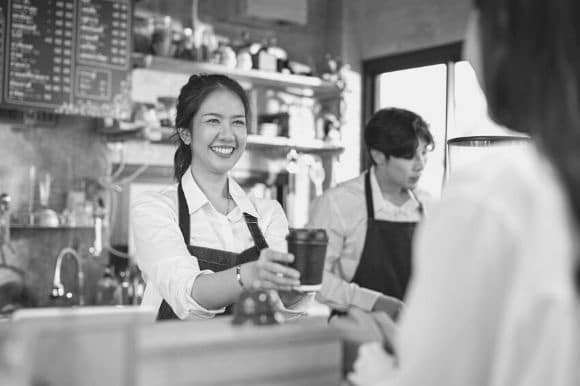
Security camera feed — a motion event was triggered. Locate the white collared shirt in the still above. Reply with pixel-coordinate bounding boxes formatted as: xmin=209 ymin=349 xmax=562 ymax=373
xmin=366 ymin=144 xmax=580 ymax=386
xmin=131 ymin=168 xmax=291 ymax=320
xmin=307 ymin=166 xmax=431 ymax=311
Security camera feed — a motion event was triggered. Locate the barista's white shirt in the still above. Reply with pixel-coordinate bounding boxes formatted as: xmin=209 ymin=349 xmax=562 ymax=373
xmin=307 ymin=166 xmax=431 ymax=311
xmin=132 ymin=168 xmax=294 ymax=320
xmin=366 ymin=144 xmax=580 ymax=386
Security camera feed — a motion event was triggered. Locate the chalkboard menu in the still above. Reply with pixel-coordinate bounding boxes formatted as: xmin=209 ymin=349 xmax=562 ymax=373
xmin=0 ymin=0 xmax=132 ymax=119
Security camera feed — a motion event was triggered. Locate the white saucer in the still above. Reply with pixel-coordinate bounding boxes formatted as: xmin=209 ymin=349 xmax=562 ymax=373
xmin=295 ymin=284 xmax=322 ymax=292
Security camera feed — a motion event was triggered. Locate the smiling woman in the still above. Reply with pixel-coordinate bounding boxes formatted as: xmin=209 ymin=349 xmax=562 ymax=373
xmin=178 ymin=87 xmax=248 ymax=201
xmin=131 ymin=74 xmax=311 ymax=321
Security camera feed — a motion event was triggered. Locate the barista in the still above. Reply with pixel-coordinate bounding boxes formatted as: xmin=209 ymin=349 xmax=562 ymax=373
xmin=132 ymin=74 xmax=308 ymax=320
xmin=308 ymin=108 xmax=433 ymax=318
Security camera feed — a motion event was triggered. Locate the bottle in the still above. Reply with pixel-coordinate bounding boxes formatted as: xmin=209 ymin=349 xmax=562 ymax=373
xmin=130 ymin=266 xmax=146 ymax=306
xmin=174 ymin=28 xmax=197 ymax=60
xmin=219 ymin=42 xmax=237 ymax=68
xmin=96 ymin=266 xmax=118 ymax=306
xmin=114 ymin=270 xmax=131 ymax=306
xmin=151 ymin=16 xmax=174 ymax=57
xmin=251 ymin=39 xmax=277 ymax=72
xmin=266 ymin=37 xmax=288 ymax=73
xmin=233 ymin=31 xmax=253 ymax=71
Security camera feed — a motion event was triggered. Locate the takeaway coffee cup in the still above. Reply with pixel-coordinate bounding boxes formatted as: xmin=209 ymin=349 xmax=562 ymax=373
xmin=286 ymin=228 xmax=328 ymax=292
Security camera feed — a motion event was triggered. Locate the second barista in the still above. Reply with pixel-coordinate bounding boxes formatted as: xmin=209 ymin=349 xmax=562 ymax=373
xmin=308 ymin=108 xmax=433 ymax=318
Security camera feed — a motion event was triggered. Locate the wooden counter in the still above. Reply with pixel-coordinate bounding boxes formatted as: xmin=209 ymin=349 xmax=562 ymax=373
xmin=138 ymin=317 xmax=341 ymax=386
xmin=5 ymin=308 xmax=341 ymax=386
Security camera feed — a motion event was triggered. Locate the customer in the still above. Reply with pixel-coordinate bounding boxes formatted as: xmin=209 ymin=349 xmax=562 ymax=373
xmin=349 ymin=1 xmax=580 ymax=385
xmin=132 ymin=74 xmax=309 ymax=321
xmin=308 ymin=108 xmax=433 ymax=318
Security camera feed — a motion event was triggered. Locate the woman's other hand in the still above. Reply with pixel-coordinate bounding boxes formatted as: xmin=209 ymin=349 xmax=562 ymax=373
xmin=241 ymin=249 xmax=301 ymax=291
xmin=348 ymin=342 xmax=396 ymax=386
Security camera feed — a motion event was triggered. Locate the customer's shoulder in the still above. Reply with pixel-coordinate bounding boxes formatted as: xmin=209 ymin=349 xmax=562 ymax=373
xmin=445 ymin=144 xmax=550 ymax=212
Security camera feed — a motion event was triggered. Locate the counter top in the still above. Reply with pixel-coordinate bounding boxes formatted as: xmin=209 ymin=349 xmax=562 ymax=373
xmin=137 ymin=316 xmax=341 ymax=386
xmin=6 ymin=308 xmax=342 ymax=386
xmin=138 ymin=315 xmax=336 ymax=351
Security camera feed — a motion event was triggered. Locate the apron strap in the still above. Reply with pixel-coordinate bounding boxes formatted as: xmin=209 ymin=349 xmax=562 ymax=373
xmin=179 ymin=183 xmax=269 ymax=251
xmin=243 ymin=213 xmax=269 ymax=251
xmin=364 ymin=170 xmax=375 ymax=220
xmin=177 ymin=183 xmax=190 ymax=244
xmin=366 ymin=171 xmax=426 ymax=219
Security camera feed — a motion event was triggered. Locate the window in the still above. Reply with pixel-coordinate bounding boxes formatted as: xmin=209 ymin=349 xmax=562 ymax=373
xmin=363 ymin=43 xmax=510 ymax=198
xmin=377 ymin=64 xmax=447 ymax=198
xmin=452 ymin=61 xmax=510 ymax=138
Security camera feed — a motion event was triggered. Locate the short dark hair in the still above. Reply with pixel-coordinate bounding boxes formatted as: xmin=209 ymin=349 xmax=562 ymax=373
xmin=364 ymin=107 xmax=433 ymax=164
xmin=173 ymin=74 xmax=250 ymax=180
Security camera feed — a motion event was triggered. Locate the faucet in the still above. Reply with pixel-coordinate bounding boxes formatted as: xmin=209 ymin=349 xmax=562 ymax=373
xmin=50 ymin=247 xmax=85 ymax=306
xmin=0 ymin=193 xmax=10 ymax=246
xmin=89 ymin=198 xmax=105 ymax=257
xmin=0 ymin=193 xmax=9 ymax=215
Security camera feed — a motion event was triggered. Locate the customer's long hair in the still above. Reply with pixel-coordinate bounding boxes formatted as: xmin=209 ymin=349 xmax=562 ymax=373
xmin=173 ymin=74 xmax=250 ymax=181
xmin=474 ymin=0 xmax=580 ymax=290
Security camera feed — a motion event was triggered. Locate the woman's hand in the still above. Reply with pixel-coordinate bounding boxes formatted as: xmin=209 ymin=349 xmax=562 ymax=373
xmin=241 ymin=249 xmax=301 ymax=291
xmin=348 ymin=342 xmax=396 ymax=386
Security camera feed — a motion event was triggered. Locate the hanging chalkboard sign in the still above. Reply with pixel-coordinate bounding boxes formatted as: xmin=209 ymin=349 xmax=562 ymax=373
xmin=0 ymin=0 xmax=132 ymax=119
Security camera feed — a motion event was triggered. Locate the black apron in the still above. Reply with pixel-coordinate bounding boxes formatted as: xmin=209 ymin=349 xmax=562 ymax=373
xmin=350 ymin=170 xmax=424 ymax=301
xmin=156 ymin=183 xmax=268 ymax=321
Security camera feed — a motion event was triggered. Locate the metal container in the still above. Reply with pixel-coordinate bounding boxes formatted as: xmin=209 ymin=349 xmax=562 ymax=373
xmin=447 ymin=135 xmax=530 ymax=177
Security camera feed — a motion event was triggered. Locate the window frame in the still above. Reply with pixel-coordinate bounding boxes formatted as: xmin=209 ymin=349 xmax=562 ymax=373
xmin=361 ymin=42 xmax=464 ymax=172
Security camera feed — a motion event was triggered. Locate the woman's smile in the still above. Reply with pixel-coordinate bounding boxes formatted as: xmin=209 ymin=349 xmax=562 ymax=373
xmin=210 ymin=145 xmax=236 ymax=157
xmin=183 ymin=88 xmax=248 ymax=174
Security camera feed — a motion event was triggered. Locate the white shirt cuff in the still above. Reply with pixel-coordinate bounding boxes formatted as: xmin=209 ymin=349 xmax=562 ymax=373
xmin=351 ymin=287 xmax=381 ymax=311
xmin=181 ymin=270 xmax=226 ymax=319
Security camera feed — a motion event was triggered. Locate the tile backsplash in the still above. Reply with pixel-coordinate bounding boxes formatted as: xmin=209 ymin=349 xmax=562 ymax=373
xmin=0 ymin=113 xmax=109 ymax=307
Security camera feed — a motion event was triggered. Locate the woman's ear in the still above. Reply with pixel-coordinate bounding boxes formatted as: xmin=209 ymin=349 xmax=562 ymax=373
xmin=369 ymin=149 xmax=386 ymax=165
xmin=177 ymin=127 xmax=192 ymax=145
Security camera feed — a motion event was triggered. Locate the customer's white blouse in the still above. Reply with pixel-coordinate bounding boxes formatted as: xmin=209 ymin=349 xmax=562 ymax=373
xmin=363 ymin=144 xmax=580 ymax=386
xmin=131 ymin=168 xmax=296 ymax=320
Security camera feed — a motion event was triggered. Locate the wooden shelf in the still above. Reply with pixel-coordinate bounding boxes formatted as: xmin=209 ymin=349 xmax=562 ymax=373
xmin=148 ymin=134 xmax=345 ymax=156
xmin=103 ymin=129 xmax=344 ymax=157
xmin=10 ymin=225 xmax=94 ymax=230
xmin=131 ymin=54 xmax=341 ymax=100
xmin=245 ymin=134 xmax=344 ymax=156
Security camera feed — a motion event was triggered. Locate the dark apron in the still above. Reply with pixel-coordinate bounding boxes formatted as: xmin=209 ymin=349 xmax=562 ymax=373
xmin=350 ymin=170 xmax=424 ymax=301
xmin=156 ymin=183 xmax=268 ymax=321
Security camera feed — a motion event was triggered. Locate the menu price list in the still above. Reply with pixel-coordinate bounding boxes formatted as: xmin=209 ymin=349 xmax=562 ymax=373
xmin=77 ymin=0 xmax=129 ymax=69
xmin=5 ymin=0 xmax=75 ymax=108
xmin=0 ymin=1 xmax=5 ymax=100
xmin=1 ymin=0 xmax=131 ymax=118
